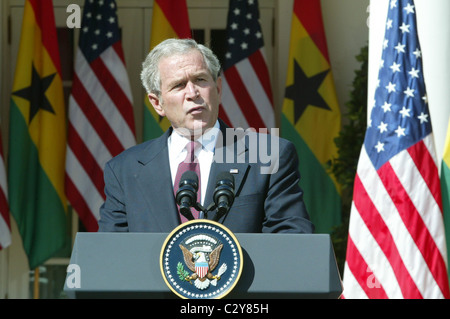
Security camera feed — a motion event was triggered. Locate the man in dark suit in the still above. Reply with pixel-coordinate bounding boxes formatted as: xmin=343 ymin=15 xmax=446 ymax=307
xmin=98 ymin=38 xmax=313 ymax=234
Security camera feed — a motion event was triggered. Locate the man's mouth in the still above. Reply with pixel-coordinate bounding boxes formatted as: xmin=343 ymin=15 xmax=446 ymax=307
xmin=188 ymin=106 xmax=204 ymax=115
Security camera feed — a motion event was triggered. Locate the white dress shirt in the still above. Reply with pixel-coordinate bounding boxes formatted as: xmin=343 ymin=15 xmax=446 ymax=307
xmin=168 ymin=120 xmax=220 ymax=205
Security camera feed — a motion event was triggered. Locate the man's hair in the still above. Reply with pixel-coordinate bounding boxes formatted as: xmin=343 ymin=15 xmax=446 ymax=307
xmin=140 ymin=38 xmax=221 ymax=96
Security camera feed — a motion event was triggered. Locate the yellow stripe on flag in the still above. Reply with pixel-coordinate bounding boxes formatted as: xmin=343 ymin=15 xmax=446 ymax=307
xmin=150 ymin=2 xmax=179 ymax=49
xmin=443 ymin=118 xmax=450 ymax=167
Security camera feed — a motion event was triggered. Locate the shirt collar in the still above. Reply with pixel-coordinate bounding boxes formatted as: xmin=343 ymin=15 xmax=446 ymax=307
xmin=197 ymin=120 xmax=220 ymax=153
xmin=169 ymin=120 xmax=220 ymax=155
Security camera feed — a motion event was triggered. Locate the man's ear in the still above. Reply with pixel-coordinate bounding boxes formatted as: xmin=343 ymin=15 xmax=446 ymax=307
xmin=148 ymin=93 xmax=165 ymax=117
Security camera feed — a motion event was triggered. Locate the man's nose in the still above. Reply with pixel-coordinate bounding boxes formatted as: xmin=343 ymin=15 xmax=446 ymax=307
xmin=186 ymin=82 xmax=199 ymax=99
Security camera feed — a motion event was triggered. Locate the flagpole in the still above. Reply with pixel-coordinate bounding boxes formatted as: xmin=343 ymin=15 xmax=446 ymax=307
xmin=33 ymin=267 xmax=39 ymax=299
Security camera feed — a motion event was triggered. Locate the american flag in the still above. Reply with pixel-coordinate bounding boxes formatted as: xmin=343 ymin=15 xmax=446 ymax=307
xmin=65 ymin=0 xmax=136 ymax=232
xmin=0 ymin=133 xmax=10 ymax=250
xmin=343 ymin=0 xmax=450 ymax=298
xmin=220 ymin=0 xmax=274 ymax=130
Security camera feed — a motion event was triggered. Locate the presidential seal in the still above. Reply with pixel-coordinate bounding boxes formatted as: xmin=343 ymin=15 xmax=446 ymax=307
xmin=160 ymin=219 xmax=243 ymax=299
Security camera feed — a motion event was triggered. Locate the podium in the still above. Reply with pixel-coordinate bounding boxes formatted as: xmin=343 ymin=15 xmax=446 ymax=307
xmin=64 ymin=232 xmax=342 ymax=299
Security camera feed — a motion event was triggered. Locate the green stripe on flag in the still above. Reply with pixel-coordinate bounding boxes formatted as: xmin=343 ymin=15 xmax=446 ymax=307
xmin=8 ymin=100 xmax=67 ymax=269
xmin=282 ymin=114 xmax=341 ymax=233
xmin=143 ymin=104 xmax=164 ymax=141
xmin=441 ymin=160 xmax=450 ymax=283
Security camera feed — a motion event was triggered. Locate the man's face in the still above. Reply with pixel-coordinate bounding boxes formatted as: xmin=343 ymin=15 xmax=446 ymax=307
xmin=148 ymin=50 xmax=222 ymax=138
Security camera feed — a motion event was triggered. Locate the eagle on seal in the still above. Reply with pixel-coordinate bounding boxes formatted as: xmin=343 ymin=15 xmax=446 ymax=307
xmin=179 ymin=243 xmax=224 ymax=288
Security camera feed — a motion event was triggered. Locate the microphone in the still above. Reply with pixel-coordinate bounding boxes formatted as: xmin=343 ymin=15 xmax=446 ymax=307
xmin=213 ymin=171 xmax=235 ymax=221
xmin=176 ymin=171 xmax=199 ymax=221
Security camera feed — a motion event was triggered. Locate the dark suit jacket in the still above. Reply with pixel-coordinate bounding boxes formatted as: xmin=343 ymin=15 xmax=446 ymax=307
xmin=98 ymin=120 xmax=314 ymax=233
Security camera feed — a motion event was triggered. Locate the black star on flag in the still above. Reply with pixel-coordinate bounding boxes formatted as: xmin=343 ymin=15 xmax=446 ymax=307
xmin=284 ymin=59 xmax=331 ymax=123
xmin=12 ymin=63 xmax=56 ymax=124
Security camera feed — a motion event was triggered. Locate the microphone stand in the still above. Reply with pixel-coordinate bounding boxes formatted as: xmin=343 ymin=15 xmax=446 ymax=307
xmin=195 ymin=202 xmax=229 ymax=222
xmin=194 ymin=202 xmax=216 ymax=219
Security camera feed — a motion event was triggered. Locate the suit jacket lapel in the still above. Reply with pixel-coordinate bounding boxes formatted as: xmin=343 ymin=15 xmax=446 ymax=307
xmin=204 ymin=120 xmax=249 ymax=217
xmin=134 ymin=128 xmax=180 ymax=230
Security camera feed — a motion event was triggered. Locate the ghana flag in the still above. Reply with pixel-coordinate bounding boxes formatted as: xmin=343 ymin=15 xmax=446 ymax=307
xmin=9 ymin=0 xmax=67 ymax=269
xmin=281 ymin=0 xmax=341 ymax=233
xmin=441 ymin=120 xmax=450 ymax=282
xmin=143 ymin=0 xmax=191 ymax=141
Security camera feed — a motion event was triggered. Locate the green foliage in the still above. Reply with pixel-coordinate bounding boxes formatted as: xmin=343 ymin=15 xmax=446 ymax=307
xmin=177 ymin=262 xmax=190 ymax=282
xmin=329 ymin=44 xmax=368 ymax=276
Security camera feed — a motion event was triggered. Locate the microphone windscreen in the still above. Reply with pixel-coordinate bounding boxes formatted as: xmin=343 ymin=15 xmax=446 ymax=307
xmin=181 ymin=170 xmax=198 ymax=183
xmin=215 ymin=171 xmax=234 ymax=185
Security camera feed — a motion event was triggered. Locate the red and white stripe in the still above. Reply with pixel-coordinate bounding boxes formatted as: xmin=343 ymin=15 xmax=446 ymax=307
xmin=65 ymin=42 xmax=136 ymax=232
xmin=0 ymin=139 xmax=10 ymax=250
xmin=343 ymin=134 xmax=450 ymax=299
xmin=196 ymin=264 xmax=209 ymax=279
xmin=220 ymin=49 xmax=274 ymax=130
